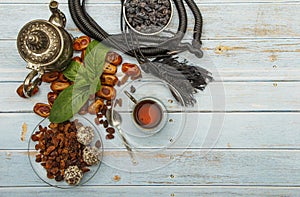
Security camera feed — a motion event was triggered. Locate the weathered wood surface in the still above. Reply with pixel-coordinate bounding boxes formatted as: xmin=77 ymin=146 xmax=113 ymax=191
xmin=1 ymin=0 xmax=300 ymax=196
xmin=2 ymin=82 xmax=300 ymax=112
xmin=2 ymin=112 xmax=300 ymax=149
xmin=1 ymin=186 xmax=300 ymax=197
xmin=1 ymin=3 xmax=300 ymax=39
xmin=1 ymin=150 xmax=300 ymax=186
xmin=2 ymin=39 xmax=300 ymax=82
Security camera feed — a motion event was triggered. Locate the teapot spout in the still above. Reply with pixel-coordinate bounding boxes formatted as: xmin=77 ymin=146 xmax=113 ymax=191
xmin=49 ymin=1 xmax=66 ymax=28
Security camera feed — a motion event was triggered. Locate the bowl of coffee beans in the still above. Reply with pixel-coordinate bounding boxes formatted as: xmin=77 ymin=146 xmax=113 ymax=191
xmin=123 ymin=0 xmax=173 ymax=35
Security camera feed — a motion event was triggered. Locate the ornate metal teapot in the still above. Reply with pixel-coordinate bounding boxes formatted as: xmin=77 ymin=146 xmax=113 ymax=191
xmin=17 ymin=1 xmax=73 ymax=97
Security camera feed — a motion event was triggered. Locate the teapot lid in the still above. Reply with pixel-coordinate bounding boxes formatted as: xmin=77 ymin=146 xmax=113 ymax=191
xmin=17 ymin=19 xmax=63 ymax=67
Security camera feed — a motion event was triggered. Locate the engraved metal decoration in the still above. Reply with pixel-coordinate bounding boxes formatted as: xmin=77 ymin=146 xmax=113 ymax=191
xmin=17 ymin=1 xmax=73 ymax=97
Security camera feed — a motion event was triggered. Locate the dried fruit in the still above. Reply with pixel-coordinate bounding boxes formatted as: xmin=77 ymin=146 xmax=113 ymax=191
xmin=100 ymin=74 xmax=118 ymax=86
xmin=103 ymin=62 xmax=117 ymax=75
xmin=88 ymin=99 xmax=104 ymax=114
xmin=42 ymin=71 xmax=59 ymax=83
xmin=33 ymin=103 xmax=51 ymax=118
xmin=96 ymin=86 xmax=116 ymax=100
xmin=72 ymin=56 xmax=82 ymax=64
xmin=47 ymin=92 xmax=58 ymax=106
xmin=50 ymin=81 xmax=71 ymax=92
xmin=122 ymin=63 xmax=140 ymax=76
xmin=58 ymin=73 xmax=69 ymax=82
xmin=16 ymin=84 xmax=39 ymax=98
xmin=73 ymin=36 xmax=91 ymax=51
xmin=105 ymin=51 xmax=122 ymax=66
xmin=81 ymin=49 xmax=86 ymax=61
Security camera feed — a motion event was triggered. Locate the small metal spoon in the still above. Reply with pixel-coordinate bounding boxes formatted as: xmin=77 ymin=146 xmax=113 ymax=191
xmin=106 ymin=108 xmax=137 ymax=165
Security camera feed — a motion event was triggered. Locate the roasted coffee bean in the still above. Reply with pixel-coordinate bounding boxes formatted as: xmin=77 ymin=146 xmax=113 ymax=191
xmin=106 ymin=127 xmax=115 ymax=134
xmin=106 ymin=134 xmax=114 ymax=140
xmin=103 ymin=120 xmax=109 ymax=128
xmin=95 ymin=140 xmax=101 ymax=148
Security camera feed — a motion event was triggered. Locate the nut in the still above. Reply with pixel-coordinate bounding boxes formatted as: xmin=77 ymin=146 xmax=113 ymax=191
xmin=47 ymin=92 xmax=58 ymax=106
xmin=88 ymin=99 xmax=104 ymax=114
xmin=100 ymin=74 xmax=118 ymax=86
xmin=96 ymin=86 xmax=116 ymax=100
xmin=50 ymin=81 xmax=71 ymax=92
xmin=42 ymin=71 xmax=59 ymax=83
xmin=105 ymin=51 xmax=122 ymax=66
xmin=73 ymin=36 xmax=91 ymax=51
xmin=33 ymin=103 xmax=51 ymax=118
xmin=103 ymin=63 xmax=117 ymax=75
xmin=16 ymin=84 xmax=39 ymax=98
xmin=122 ymin=63 xmax=140 ymax=76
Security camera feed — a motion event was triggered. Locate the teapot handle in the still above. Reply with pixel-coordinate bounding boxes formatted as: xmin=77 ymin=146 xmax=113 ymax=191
xmin=23 ymin=70 xmax=42 ymax=97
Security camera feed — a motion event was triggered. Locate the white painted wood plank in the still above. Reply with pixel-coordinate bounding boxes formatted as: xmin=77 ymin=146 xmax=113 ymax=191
xmin=1 ymin=150 xmax=300 ymax=186
xmin=1 ymin=3 xmax=300 ymax=39
xmin=2 ymin=0 xmax=300 ymax=4
xmin=1 ymin=81 xmax=300 ymax=112
xmin=1 ymin=186 xmax=300 ymax=197
xmin=3 ymin=39 xmax=300 ymax=82
xmin=1 ymin=112 xmax=300 ymax=149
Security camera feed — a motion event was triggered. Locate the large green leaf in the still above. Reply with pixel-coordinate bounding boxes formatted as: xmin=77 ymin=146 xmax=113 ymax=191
xmin=62 ymin=61 xmax=81 ymax=81
xmin=84 ymin=40 xmax=110 ymax=82
xmin=49 ymin=84 xmax=90 ymax=123
xmin=49 ymin=40 xmax=110 ymax=123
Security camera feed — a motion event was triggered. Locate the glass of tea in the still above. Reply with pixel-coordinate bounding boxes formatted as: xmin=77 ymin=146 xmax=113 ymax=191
xmin=132 ymin=97 xmax=168 ymax=134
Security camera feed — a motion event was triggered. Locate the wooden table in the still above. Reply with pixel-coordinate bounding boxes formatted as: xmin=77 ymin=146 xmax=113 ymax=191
xmin=1 ymin=0 xmax=300 ymax=196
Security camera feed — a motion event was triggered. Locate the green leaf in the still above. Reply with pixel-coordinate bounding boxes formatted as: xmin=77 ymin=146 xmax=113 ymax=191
xmin=89 ymin=80 xmax=101 ymax=95
xmin=84 ymin=40 xmax=110 ymax=82
xmin=49 ymin=84 xmax=90 ymax=123
xmin=63 ymin=61 xmax=81 ymax=81
xmin=49 ymin=40 xmax=110 ymax=123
